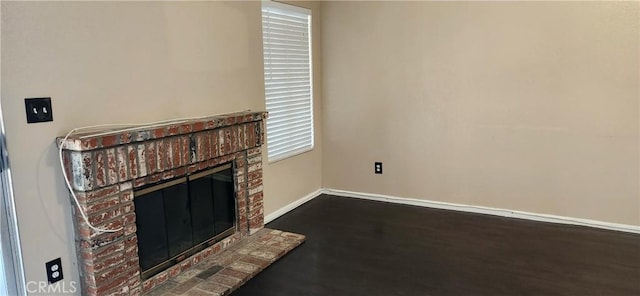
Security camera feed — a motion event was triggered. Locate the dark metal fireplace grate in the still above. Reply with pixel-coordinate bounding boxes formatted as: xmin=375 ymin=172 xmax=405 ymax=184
xmin=134 ymin=163 xmax=236 ymax=279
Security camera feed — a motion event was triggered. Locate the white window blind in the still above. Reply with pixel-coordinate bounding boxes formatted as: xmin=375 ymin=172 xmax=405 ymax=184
xmin=262 ymin=1 xmax=314 ymax=162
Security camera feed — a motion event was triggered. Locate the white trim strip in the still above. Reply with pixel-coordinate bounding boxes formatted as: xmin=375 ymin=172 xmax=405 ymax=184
xmin=262 ymin=188 xmax=640 ymax=234
xmin=323 ymin=189 xmax=640 ymax=234
xmin=264 ymin=189 xmax=323 ymax=223
xmin=262 ymin=0 xmax=311 ymax=16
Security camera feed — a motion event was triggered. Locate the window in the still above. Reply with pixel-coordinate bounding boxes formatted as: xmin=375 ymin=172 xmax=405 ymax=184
xmin=261 ymin=1 xmax=313 ymax=162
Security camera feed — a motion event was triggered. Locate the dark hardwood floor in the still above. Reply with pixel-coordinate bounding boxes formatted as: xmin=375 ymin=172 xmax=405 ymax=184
xmin=231 ymin=195 xmax=640 ymax=296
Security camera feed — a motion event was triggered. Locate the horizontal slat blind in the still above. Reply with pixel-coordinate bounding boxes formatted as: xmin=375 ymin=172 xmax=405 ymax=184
xmin=262 ymin=1 xmax=314 ymax=162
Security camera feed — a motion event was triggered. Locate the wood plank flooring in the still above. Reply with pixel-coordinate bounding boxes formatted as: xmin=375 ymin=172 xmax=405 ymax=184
xmin=231 ymin=195 xmax=640 ymax=296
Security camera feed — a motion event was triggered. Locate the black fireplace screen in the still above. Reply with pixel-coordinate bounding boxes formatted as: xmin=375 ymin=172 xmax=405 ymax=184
xmin=134 ymin=163 xmax=236 ymax=279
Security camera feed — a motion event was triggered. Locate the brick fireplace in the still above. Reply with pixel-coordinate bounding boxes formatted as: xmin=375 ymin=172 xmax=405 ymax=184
xmin=58 ymin=111 xmax=269 ymax=295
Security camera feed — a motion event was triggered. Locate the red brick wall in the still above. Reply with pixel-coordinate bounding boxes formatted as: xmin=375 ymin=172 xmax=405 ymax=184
xmin=59 ymin=111 xmax=267 ymax=296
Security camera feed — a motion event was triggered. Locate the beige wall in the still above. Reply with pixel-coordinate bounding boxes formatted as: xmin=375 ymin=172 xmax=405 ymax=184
xmin=2 ymin=0 xmax=637 ymax=292
xmin=321 ymin=2 xmax=639 ymax=226
xmin=1 ymin=1 xmax=321 ymax=292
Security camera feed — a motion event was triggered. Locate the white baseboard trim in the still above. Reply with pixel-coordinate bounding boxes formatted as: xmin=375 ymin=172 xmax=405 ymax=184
xmin=264 ymin=189 xmax=323 ymax=224
xmin=323 ymin=188 xmax=640 ymax=234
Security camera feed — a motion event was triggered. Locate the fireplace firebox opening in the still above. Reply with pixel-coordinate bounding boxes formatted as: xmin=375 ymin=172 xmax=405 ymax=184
xmin=134 ymin=163 xmax=236 ymax=280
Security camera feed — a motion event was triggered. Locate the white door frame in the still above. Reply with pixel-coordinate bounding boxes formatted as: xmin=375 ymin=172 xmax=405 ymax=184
xmin=0 ymin=102 xmax=26 ymax=295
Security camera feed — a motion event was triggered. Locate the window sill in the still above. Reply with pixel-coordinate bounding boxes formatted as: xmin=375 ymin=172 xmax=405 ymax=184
xmin=267 ymin=146 xmax=314 ymax=164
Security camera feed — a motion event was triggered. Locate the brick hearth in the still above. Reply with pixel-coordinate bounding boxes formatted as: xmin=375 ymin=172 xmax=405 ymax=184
xmin=144 ymin=228 xmax=305 ymax=296
xmin=58 ymin=111 xmax=299 ymax=295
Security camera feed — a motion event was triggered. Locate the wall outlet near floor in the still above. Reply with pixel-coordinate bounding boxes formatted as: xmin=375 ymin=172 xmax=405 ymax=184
xmin=375 ymin=162 xmax=383 ymax=174
xmin=45 ymin=257 xmax=63 ymax=284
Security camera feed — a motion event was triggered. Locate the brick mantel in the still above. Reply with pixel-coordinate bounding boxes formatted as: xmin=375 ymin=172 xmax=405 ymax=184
xmin=58 ymin=111 xmax=268 ymax=295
